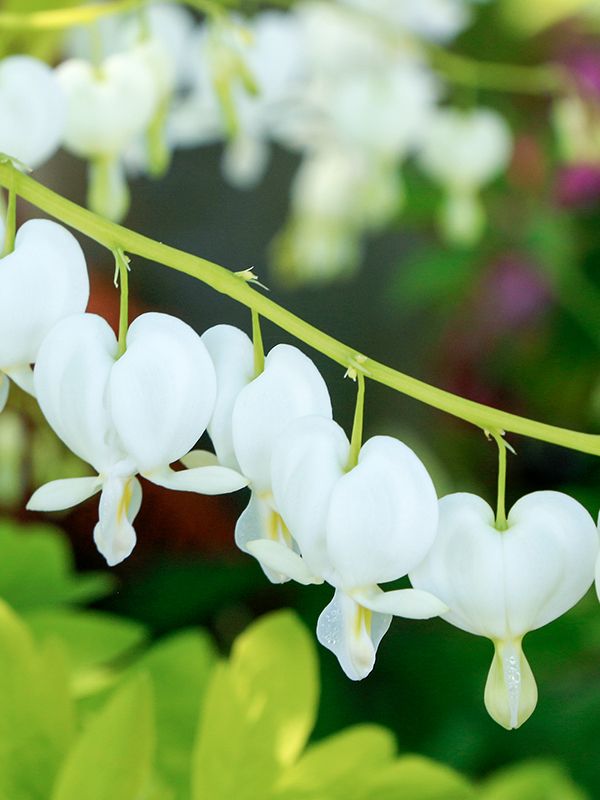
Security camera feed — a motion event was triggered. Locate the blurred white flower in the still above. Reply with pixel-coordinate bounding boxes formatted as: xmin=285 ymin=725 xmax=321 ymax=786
xmin=0 ymin=220 xmax=89 ymax=412
xmin=418 ymin=106 xmax=512 ymax=244
xmin=170 ymin=11 xmax=306 ymax=188
xmin=274 ymin=148 xmax=401 ymax=283
xmin=28 ymin=313 xmax=246 ymax=565
xmin=56 ymin=50 xmax=157 ymax=219
xmin=410 ymin=491 xmax=598 ymax=728
xmin=257 ymin=416 xmax=444 ymax=680
xmin=0 ymin=56 xmax=66 ymax=169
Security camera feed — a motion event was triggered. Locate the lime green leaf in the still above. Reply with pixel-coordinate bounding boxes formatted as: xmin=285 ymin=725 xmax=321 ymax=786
xmin=52 ymin=674 xmax=155 ymax=800
xmin=0 ymin=520 xmax=113 ymax=611
xmin=273 ymin=725 xmax=397 ymax=800
xmin=366 ymin=755 xmax=475 ymax=800
xmin=25 ymin=608 xmax=147 ymax=678
xmin=479 ymin=760 xmax=589 ymax=800
xmin=0 ymin=600 xmax=74 ymax=799
xmin=500 ymin=0 xmax=591 ymax=34
xmin=192 ymin=611 xmax=318 ymax=800
xmin=123 ymin=630 xmax=216 ymax=797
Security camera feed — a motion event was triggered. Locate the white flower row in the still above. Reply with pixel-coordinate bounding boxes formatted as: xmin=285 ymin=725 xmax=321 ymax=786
xmin=0 ymin=0 xmax=511 ymax=268
xmin=1 ymin=216 xmax=598 ymax=732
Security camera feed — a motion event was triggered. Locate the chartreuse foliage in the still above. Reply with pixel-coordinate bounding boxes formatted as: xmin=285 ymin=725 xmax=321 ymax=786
xmin=0 ymin=517 xmax=590 ymax=799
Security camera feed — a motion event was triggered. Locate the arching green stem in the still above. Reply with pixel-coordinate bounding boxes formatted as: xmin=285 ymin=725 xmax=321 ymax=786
xmin=2 ymin=182 xmax=16 ymax=257
xmin=490 ymin=431 xmax=509 ymax=531
xmin=1 ymin=162 xmax=600 ymax=457
xmin=428 ymin=46 xmax=566 ymax=95
xmin=114 ymin=248 xmax=130 ymax=358
xmin=347 ymin=372 xmax=366 ymax=471
xmin=251 ymin=308 xmax=264 ymax=377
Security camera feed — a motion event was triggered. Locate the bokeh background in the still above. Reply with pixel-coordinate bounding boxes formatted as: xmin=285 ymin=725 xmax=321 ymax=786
xmin=3 ymin=0 xmax=600 ymax=794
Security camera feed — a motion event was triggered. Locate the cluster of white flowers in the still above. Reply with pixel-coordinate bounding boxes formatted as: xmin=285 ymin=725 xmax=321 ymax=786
xmin=0 ymin=0 xmax=512 ymax=278
xmin=2 ymin=216 xmax=599 ymax=732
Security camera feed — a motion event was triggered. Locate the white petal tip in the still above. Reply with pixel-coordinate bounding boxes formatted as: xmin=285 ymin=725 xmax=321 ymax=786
xmin=245 ymin=539 xmax=321 ymax=586
xmin=484 ymin=640 xmax=538 ymax=730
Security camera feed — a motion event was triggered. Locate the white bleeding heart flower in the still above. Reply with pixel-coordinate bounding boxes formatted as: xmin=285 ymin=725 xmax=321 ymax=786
xmin=56 ymin=50 xmax=157 ymax=220
xmin=417 ymin=107 xmax=512 ymax=244
xmin=0 ymin=220 xmax=89 ymax=412
xmin=27 ymin=312 xmax=247 ymax=566
xmin=259 ymin=415 xmax=444 ymax=680
xmin=121 ymin=38 xmax=181 ymax=179
xmin=410 ymin=491 xmax=598 ymax=729
xmin=0 ymin=56 xmax=66 ymax=169
xmin=196 ymin=325 xmax=332 ymax=583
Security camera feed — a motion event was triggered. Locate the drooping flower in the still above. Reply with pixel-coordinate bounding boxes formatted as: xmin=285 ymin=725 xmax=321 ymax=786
xmin=0 ymin=56 xmax=66 ymax=169
xmin=197 ymin=324 xmax=332 ymax=582
xmin=0 ymin=220 xmax=89 ymax=412
xmin=252 ymin=416 xmax=445 ymax=679
xmin=410 ymin=491 xmax=598 ymax=729
xmin=170 ymin=11 xmax=306 ymax=188
xmin=418 ymin=107 xmax=512 ymax=245
xmin=56 ymin=50 xmax=157 ymax=220
xmin=27 ymin=313 xmax=247 ymax=565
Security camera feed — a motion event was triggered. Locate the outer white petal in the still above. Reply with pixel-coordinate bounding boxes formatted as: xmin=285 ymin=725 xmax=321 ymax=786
xmin=504 ymin=491 xmax=598 ymax=632
xmin=271 ymin=415 xmax=348 ymax=576
xmin=245 ymin=540 xmax=322 ymax=585
xmin=109 ymin=313 xmax=216 ymax=473
xmin=146 ymin=464 xmax=247 ymax=494
xmin=26 ymin=476 xmax=102 ymax=512
xmin=232 ymin=344 xmax=332 ymax=493
xmin=353 ymin=585 xmax=448 ymax=619
xmin=317 ymin=588 xmax=391 ymax=681
xmin=235 ymin=491 xmax=295 ymax=584
xmin=410 ymin=494 xmax=504 ymax=637
xmin=0 ymin=56 xmax=66 ymax=168
xmin=93 ymin=475 xmax=142 ymax=566
xmin=326 ymin=436 xmax=438 ymax=589
xmin=0 ymin=373 xmax=9 ymax=413
xmin=3 ymin=365 xmax=34 ymax=396
xmin=0 ymin=220 xmax=89 ymax=368
xmin=33 ymin=314 xmax=124 ymax=473
xmin=410 ymin=491 xmax=598 ymax=640
xmin=201 ymin=324 xmax=254 ymax=470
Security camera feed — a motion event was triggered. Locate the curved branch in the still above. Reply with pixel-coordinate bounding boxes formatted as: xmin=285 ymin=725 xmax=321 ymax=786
xmin=1 ymin=161 xmax=599 ymax=456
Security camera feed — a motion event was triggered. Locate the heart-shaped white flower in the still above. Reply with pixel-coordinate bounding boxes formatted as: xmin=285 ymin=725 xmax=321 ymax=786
xmin=196 ymin=324 xmax=332 ymax=583
xmin=0 ymin=55 xmax=66 ymax=169
xmin=410 ymin=491 xmax=598 ymax=729
xmin=56 ymin=50 xmax=157 ymax=219
xmin=0 ymin=220 xmax=89 ymax=411
xmin=27 ymin=312 xmax=247 ymax=565
xmin=257 ymin=415 xmax=444 ymax=680
xmin=417 ymin=107 xmax=512 ymax=244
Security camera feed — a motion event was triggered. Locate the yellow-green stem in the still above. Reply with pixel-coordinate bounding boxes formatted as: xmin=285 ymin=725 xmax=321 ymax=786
xmin=251 ymin=308 xmax=264 ymax=377
xmin=114 ymin=248 xmax=130 ymax=358
xmin=429 ymin=46 xmax=566 ymax=95
xmin=2 ymin=182 xmax=16 ymax=257
xmin=491 ymin=432 xmax=508 ymax=531
xmin=2 ymin=162 xmax=600 ymax=457
xmin=347 ymin=372 xmax=365 ymax=471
